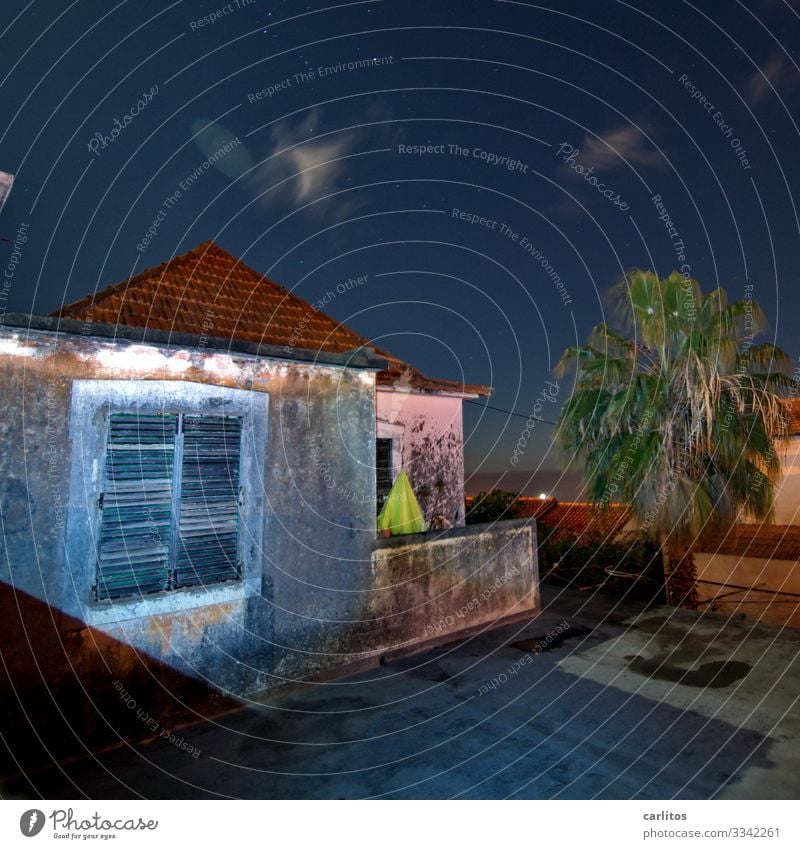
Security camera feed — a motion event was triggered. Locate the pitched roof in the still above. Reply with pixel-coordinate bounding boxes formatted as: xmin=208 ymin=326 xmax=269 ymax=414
xmin=695 ymin=524 xmax=800 ymax=562
xmin=53 ymin=241 xmax=491 ymax=396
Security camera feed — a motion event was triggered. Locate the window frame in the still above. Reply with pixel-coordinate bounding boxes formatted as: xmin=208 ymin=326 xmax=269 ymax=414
xmin=95 ymin=410 xmax=245 ymax=602
xmin=64 ymin=380 xmax=268 ymax=624
xmin=375 ymin=437 xmax=394 ymax=513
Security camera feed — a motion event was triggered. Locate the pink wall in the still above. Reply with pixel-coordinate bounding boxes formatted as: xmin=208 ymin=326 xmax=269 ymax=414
xmin=376 ymin=388 xmax=467 ymax=526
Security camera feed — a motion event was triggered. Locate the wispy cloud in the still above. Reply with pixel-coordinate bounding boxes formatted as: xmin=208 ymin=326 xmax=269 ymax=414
xmin=250 ymin=109 xmax=362 ymax=218
xmin=745 ymin=51 xmax=797 ymax=106
xmin=578 ymin=124 xmax=662 ymax=171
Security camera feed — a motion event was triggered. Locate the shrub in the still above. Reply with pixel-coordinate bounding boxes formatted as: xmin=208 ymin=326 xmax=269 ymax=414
xmin=465 ymin=490 xmax=521 ymax=524
xmin=537 ymin=527 xmax=664 ymax=603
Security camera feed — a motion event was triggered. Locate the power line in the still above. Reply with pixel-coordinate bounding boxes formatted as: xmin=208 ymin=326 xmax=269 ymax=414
xmin=464 ymin=398 xmax=558 ymax=426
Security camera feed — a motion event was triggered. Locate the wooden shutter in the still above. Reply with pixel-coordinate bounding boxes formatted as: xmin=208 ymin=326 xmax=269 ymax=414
xmin=376 ymin=438 xmax=393 ymax=512
xmin=96 ymin=413 xmax=176 ymax=600
xmin=176 ymin=415 xmax=242 ymax=588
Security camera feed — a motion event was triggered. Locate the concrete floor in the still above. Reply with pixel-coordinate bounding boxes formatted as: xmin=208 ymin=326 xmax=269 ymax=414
xmin=5 ymin=586 xmax=800 ymax=799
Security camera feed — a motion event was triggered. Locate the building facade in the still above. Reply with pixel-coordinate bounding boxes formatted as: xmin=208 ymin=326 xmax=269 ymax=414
xmin=0 ymin=242 xmax=535 ymax=770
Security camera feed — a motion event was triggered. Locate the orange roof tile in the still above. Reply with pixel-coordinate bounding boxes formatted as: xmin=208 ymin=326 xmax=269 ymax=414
xmin=53 ymin=241 xmax=491 ymax=396
xmin=512 ymin=497 xmax=560 ymax=521
xmin=463 ymin=496 xmax=632 ymax=541
xmin=784 ymin=398 xmax=800 ymax=435
xmin=695 ymin=524 xmax=800 ymax=562
xmin=534 ymin=500 xmax=633 ymax=542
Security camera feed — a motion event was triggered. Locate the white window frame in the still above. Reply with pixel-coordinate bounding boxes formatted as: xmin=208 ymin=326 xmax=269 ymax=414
xmin=64 ymin=380 xmax=268 ymax=625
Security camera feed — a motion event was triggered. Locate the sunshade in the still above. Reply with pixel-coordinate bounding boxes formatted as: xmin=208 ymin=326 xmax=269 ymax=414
xmin=376 ymin=470 xmax=427 ymax=535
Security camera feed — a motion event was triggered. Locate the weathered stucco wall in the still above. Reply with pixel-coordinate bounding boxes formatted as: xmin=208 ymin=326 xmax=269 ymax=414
xmin=0 ymin=323 xmax=539 ymax=770
xmin=694 ymin=552 xmax=800 ymax=628
xmin=0 ymin=325 xmax=377 ymax=742
xmin=271 ymin=521 xmax=538 ymax=680
xmin=376 ymin=388 xmax=467 ymax=527
xmin=362 ymin=520 xmax=538 ymax=655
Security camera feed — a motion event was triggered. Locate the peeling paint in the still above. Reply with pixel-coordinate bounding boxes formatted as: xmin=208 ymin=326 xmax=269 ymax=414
xmin=203 ymin=354 xmax=243 ymax=380
xmin=92 ymin=345 xmax=192 ymax=374
xmin=377 ymin=391 xmax=466 ymax=526
xmin=2 ymin=323 xmax=380 ymax=700
xmin=0 ymin=336 xmax=36 ymax=357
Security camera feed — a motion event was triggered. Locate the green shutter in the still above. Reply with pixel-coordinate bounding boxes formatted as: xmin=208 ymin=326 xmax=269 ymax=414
xmin=176 ymin=415 xmax=242 ymax=588
xmin=96 ymin=413 xmax=176 ymax=600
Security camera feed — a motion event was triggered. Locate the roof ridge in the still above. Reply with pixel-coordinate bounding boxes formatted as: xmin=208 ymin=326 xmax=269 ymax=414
xmin=51 ymin=240 xmax=230 ymax=318
xmin=53 ymin=240 xmax=377 ymax=354
xmin=51 ymin=241 xmax=492 ymax=395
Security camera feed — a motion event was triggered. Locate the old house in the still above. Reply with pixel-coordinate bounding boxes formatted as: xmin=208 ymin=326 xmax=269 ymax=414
xmin=0 ymin=241 xmax=535 ymax=771
xmin=692 ymin=400 xmax=800 ymax=627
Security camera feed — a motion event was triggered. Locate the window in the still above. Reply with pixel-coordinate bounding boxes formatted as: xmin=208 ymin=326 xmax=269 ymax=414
xmin=376 ymin=437 xmax=393 ymax=513
xmin=95 ymin=411 xmax=243 ymax=601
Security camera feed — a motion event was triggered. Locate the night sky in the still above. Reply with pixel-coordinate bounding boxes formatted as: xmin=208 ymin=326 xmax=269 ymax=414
xmin=2 ymin=0 xmax=800 ymax=498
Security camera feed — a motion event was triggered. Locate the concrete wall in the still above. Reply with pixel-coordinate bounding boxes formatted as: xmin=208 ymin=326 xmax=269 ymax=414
xmin=0 ymin=325 xmax=377 ymax=732
xmin=376 ymin=388 xmax=467 ymax=527
xmin=362 ymin=520 xmax=538 ymax=655
xmin=773 ymin=436 xmax=800 ymax=525
xmin=694 ymin=552 xmax=800 ymax=628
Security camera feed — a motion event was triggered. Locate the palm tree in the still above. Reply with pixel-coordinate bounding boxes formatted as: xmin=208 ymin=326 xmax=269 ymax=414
xmin=555 ymin=270 xmax=794 ymax=606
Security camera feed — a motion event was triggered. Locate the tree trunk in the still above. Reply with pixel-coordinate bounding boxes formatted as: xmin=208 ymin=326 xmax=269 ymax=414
xmin=662 ymin=542 xmax=699 ymax=609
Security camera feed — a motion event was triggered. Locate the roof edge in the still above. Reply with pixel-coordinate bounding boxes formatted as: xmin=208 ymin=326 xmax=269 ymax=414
xmin=0 ymin=313 xmax=389 ymax=371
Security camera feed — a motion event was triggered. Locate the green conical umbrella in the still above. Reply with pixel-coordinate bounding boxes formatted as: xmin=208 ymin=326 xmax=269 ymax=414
xmin=377 ymin=470 xmax=427 ymax=535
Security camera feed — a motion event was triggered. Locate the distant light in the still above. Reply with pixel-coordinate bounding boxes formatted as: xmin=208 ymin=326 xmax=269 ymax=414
xmin=538 ymin=493 xmax=548 ymax=500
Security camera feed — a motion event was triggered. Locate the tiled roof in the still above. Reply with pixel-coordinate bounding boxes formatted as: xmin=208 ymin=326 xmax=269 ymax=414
xmin=512 ymin=497 xmax=560 ymax=521
xmin=533 ymin=500 xmax=633 ymax=543
xmin=464 ymin=496 xmax=632 ymax=542
xmin=53 ymin=241 xmax=491 ymax=396
xmin=695 ymin=524 xmax=800 ymax=562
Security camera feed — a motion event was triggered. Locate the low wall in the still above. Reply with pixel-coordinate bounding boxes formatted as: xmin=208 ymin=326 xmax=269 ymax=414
xmin=695 ymin=552 xmax=800 ymax=628
xmin=360 ymin=519 xmax=539 ymax=656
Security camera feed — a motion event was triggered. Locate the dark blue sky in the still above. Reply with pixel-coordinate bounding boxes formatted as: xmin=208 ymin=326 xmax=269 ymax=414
xmin=2 ymin=0 xmax=799 ymax=497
